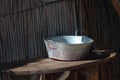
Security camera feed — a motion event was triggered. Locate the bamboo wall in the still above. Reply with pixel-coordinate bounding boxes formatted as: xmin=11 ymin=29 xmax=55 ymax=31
xmin=0 ymin=0 xmax=120 ymax=80
xmin=0 ymin=0 xmax=77 ymax=64
xmin=81 ymin=0 xmax=120 ymax=79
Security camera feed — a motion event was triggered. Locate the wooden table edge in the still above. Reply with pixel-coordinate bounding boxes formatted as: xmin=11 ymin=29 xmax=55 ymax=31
xmin=4 ymin=52 xmax=117 ymax=75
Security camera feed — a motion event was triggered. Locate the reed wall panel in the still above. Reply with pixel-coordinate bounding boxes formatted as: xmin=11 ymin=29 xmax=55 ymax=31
xmin=81 ymin=0 xmax=120 ymax=80
xmin=82 ymin=0 xmax=120 ymax=51
xmin=0 ymin=0 xmax=77 ymax=64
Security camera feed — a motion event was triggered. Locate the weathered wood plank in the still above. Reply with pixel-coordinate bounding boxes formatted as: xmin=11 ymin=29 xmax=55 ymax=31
xmin=5 ymin=52 xmax=116 ymax=75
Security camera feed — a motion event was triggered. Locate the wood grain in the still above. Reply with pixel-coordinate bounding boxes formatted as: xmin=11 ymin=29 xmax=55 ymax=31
xmin=5 ymin=52 xmax=116 ymax=75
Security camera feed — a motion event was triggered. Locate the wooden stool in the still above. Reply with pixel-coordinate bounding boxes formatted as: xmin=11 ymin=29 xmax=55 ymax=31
xmin=4 ymin=52 xmax=116 ymax=80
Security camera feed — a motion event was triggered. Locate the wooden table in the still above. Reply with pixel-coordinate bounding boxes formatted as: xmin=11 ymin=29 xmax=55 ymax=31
xmin=5 ymin=52 xmax=116 ymax=80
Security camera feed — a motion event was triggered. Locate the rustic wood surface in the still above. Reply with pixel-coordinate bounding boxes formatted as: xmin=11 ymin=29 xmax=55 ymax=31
xmin=5 ymin=52 xmax=116 ymax=75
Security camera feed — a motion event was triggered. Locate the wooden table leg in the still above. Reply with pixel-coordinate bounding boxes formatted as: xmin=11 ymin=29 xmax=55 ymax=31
xmin=80 ymin=65 xmax=99 ymax=80
xmin=57 ymin=71 xmax=71 ymax=80
xmin=39 ymin=74 xmax=45 ymax=80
